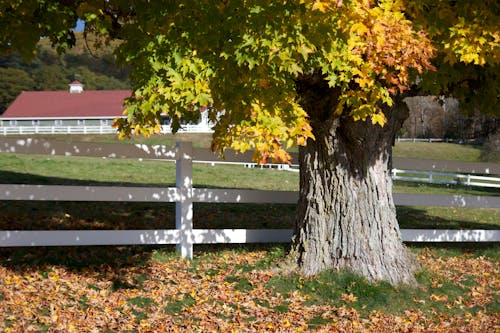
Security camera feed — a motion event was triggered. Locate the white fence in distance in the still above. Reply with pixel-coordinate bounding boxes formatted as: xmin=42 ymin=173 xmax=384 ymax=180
xmin=392 ymin=168 xmax=500 ymax=188
xmin=0 ymin=124 xmax=213 ymax=135
xmin=0 ymin=142 xmax=499 ymax=257
xmin=245 ymin=164 xmax=500 ymax=188
xmin=1 ymin=125 xmax=117 ymax=135
xmin=396 ymin=137 xmax=481 ymax=144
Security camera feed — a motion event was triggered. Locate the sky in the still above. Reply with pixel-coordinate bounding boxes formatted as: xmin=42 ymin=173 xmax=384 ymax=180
xmin=74 ymin=19 xmax=85 ymax=32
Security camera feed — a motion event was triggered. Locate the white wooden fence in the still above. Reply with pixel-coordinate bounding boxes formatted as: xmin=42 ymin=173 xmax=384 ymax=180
xmin=1 ymin=142 xmax=499 ymax=257
xmin=396 ymin=137 xmax=480 ymax=144
xmin=392 ymin=169 xmax=500 ymax=188
xmin=1 ymin=125 xmax=117 ymax=135
xmin=245 ymin=165 xmax=500 ymax=188
xmin=0 ymin=124 xmax=213 ymax=135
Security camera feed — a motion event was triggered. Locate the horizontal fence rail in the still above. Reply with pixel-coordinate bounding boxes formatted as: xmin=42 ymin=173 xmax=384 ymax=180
xmin=392 ymin=169 xmax=500 ymax=188
xmin=1 ymin=185 xmax=499 ymax=208
xmin=3 ymin=229 xmax=497 ymax=248
xmin=0 ymin=141 xmax=499 ymax=255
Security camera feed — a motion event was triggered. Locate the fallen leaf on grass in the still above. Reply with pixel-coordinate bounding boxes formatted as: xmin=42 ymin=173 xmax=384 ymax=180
xmin=341 ymin=293 xmax=357 ymax=303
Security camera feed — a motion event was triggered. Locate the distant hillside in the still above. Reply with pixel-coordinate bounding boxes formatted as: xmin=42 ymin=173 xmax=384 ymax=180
xmin=0 ymin=32 xmax=130 ymax=114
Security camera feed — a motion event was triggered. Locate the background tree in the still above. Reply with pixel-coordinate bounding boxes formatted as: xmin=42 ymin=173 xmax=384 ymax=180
xmin=481 ymin=130 xmax=500 ymax=162
xmin=406 ymin=0 xmax=499 ymax=116
xmin=31 ymin=65 xmax=69 ymax=91
xmin=0 ymin=67 xmax=35 ymax=113
xmin=1 ymin=0 xmax=497 ymax=285
xmin=0 ymin=30 xmax=130 ymax=112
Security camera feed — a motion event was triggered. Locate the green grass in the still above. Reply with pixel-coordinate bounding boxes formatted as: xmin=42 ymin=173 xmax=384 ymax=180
xmin=393 ymin=142 xmax=484 ymax=162
xmin=255 ymin=244 xmax=499 ymax=319
xmin=202 ymin=244 xmax=499 ymax=320
xmin=267 ymin=269 xmax=416 ymax=315
xmin=1 ymin=153 xmax=498 ymax=194
xmin=0 ymin=153 xmax=298 ymax=190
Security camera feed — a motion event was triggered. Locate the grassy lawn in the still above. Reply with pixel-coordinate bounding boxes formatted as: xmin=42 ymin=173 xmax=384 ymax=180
xmin=393 ymin=141 xmax=484 ymax=162
xmin=0 ymin=153 xmax=299 ymax=190
xmin=1 ymin=153 xmax=498 ymax=193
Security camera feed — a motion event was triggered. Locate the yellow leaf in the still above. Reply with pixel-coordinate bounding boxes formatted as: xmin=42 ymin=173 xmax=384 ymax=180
xmin=350 ymin=22 xmax=369 ymax=36
xmin=312 ymin=1 xmax=329 ymax=12
xmin=413 ymin=297 xmax=426 ymax=305
xmin=371 ymin=112 xmax=387 ymax=126
xmin=342 ymin=293 xmax=357 ymax=303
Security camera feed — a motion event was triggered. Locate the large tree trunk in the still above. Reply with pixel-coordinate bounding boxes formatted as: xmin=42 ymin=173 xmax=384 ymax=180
xmin=290 ymin=75 xmax=418 ymax=285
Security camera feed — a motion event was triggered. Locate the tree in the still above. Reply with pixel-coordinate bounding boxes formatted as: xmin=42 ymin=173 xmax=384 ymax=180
xmin=1 ymin=0 xmax=497 ymax=285
xmin=481 ymin=130 xmax=500 ymax=162
xmin=405 ymin=0 xmax=499 ymax=116
xmin=0 ymin=67 xmax=35 ymax=113
xmin=31 ymin=65 xmax=70 ymax=91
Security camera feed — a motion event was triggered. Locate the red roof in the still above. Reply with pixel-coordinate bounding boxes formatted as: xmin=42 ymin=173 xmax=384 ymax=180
xmin=1 ymin=90 xmax=132 ymax=119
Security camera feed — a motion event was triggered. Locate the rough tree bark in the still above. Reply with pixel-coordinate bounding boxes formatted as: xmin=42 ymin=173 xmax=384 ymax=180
xmin=289 ymin=74 xmax=418 ymax=285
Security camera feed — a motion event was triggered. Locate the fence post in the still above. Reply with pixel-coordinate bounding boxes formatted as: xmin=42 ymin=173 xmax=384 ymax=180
xmin=176 ymin=141 xmax=194 ymax=259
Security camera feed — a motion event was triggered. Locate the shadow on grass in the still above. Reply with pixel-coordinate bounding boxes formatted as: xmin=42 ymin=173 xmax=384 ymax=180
xmin=0 ymin=243 xmax=287 ymax=284
xmin=0 ymin=201 xmax=177 ymax=230
xmin=396 ymin=206 xmax=499 ymax=230
xmin=1 ymin=201 xmax=492 ymax=231
xmin=0 ymin=245 xmax=167 ymax=270
xmin=0 ymin=201 xmax=296 ymax=230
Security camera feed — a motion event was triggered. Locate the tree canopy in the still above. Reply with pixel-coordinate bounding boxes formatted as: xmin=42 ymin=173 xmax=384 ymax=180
xmin=107 ymin=0 xmax=437 ymax=162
